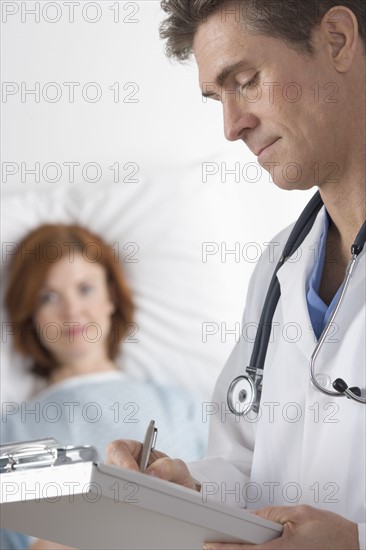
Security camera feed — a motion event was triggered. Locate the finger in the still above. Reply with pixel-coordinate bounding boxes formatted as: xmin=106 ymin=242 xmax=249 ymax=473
xmin=253 ymin=506 xmax=296 ymax=524
xmin=146 ymin=457 xmax=196 ymax=489
xmin=254 ymin=504 xmax=314 ymax=526
xmin=105 ymin=439 xmax=142 ymax=471
xmin=203 ymin=508 xmax=296 ymax=550
xmin=146 ymin=448 xmax=169 ymax=467
xmin=203 ymin=538 xmax=286 ymax=550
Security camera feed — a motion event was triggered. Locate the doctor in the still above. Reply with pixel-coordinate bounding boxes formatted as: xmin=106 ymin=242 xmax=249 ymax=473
xmin=107 ymin=1 xmax=366 ymax=548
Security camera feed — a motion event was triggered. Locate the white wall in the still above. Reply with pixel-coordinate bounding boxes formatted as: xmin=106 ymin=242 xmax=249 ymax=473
xmin=2 ymin=1 xmax=315 ymax=183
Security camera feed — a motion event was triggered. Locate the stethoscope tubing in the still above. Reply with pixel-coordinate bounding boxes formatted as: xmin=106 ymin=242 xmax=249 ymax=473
xmin=227 ymin=192 xmax=366 ymax=415
xmin=310 ymin=253 xmax=366 ymax=403
xmin=249 ymin=192 xmax=325 ymax=379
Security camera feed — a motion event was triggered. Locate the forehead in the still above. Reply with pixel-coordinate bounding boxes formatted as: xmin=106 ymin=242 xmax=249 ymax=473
xmin=43 ymin=252 xmax=106 ymax=285
xmin=193 ymin=9 xmax=294 ymax=87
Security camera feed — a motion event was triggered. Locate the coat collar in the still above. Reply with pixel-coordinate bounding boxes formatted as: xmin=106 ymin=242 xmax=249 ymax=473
xmin=276 ymin=207 xmax=325 ymax=358
xmin=276 ymin=207 xmax=366 ymax=359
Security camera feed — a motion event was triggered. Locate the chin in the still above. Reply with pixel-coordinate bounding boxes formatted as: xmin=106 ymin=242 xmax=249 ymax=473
xmin=49 ymin=344 xmax=92 ymax=361
xmin=269 ymin=166 xmax=318 ymax=192
xmin=272 ymin=178 xmax=316 ymax=191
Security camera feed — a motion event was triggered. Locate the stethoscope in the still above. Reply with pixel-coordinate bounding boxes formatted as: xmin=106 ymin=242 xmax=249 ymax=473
xmin=227 ymin=191 xmax=366 ymax=416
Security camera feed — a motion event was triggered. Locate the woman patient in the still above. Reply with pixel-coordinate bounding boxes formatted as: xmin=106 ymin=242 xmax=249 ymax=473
xmin=1 ymin=223 xmax=206 ymax=550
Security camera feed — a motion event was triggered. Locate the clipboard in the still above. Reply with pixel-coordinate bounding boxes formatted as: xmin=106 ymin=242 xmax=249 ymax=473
xmin=0 ymin=438 xmax=99 ymax=473
xmin=0 ymin=439 xmax=283 ymax=549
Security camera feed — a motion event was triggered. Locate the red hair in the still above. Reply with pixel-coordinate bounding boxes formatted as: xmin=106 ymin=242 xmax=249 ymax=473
xmin=5 ymin=224 xmax=134 ymax=378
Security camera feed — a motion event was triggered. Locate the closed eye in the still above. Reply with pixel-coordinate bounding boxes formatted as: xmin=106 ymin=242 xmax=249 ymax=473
xmin=241 ymin=73 xmax=259 ymax=91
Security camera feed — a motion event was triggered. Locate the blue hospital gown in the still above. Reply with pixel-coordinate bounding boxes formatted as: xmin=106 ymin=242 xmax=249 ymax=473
xmin=1 ymin=371 xmax=208 ymax=549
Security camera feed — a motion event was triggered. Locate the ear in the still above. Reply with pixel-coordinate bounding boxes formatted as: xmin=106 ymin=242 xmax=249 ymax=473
xmin=320 ymin=6 xmax=360 ymax=72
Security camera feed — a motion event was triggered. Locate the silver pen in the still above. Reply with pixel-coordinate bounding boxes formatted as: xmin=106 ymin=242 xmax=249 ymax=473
xmin=139 ymin=420 xmax=158 ymax=472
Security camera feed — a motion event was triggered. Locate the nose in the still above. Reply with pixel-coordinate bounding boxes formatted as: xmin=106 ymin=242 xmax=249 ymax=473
xmin=60 ymin=294 xmax=82 ymax=318
xmin=222 ymin=94 xmax=257 ymax=142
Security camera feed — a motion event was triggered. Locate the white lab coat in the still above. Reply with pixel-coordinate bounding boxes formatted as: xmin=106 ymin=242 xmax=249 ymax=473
xmin=189 ymin=207 xmax=366 ymax=547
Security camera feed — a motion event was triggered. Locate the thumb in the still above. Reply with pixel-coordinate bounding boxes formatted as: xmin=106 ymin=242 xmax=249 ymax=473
xmin=146 ymin=457 xmax=196 ymax=489
xmin=254 ymin=505 xmax=301 ymax=525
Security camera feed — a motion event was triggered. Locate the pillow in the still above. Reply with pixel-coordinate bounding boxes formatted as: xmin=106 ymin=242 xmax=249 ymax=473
xmin=1 ymin=168 xmax=251 ymax=404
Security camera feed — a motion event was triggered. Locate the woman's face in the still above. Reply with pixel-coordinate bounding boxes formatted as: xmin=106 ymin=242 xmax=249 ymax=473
xmin=33 ymin=252 xmax=115 ymax=366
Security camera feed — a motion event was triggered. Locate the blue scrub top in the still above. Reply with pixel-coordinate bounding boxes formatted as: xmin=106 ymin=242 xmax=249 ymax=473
xmin=306 ymin=211 xmax=342 ymax=339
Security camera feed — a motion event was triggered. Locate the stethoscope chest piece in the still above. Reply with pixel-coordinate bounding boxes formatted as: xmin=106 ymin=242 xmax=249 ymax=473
xmin=227 ymin=375 xmax=256 ymax=416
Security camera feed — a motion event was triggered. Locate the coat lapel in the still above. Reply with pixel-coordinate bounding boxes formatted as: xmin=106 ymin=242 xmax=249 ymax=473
xmin=276 ymin=207 xmax=326 ymax=360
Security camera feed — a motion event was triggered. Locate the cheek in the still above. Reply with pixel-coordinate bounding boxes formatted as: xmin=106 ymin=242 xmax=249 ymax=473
xmin=33 ymin=314 xmax=63 ymax=348
xmin=33 ymin=309 xmax=50 ymax=331
xmin=92 ymin=295 xmax=115 ymax=320
xmin=92 ymin=298 xmax=114 ymax=343
xmin=106 ymin=298 xmax=115 ymax=316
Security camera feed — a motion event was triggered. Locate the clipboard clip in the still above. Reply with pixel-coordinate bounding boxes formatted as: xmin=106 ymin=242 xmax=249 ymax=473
xmin=0 ymin=438 xmax=99 ymax=473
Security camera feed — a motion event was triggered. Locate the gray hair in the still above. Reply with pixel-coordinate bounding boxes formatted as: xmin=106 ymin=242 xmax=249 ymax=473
xmin=159 ymin=0 xmax=366 ymax=60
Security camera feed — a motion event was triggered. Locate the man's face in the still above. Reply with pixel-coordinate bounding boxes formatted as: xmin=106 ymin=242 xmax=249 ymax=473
xmin=193 ymin=8 xmax=346 ymax=190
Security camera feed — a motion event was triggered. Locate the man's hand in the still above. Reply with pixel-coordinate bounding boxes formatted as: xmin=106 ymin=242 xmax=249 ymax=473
xmin=30 ymin=540 xmax=74 ymax=549
xmin=106 ymin=439 xmax=198 ymax=490
xmin=203 ymin=505 xmax=359 ymax=549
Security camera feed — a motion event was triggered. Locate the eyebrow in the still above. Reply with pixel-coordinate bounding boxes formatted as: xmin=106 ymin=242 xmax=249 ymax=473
xmin=201 ymin=60 xmax=251 ymax=98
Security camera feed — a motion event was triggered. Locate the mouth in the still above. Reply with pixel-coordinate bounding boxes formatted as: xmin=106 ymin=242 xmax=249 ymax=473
xmin=63 ymin=326 xmax=84 ymax=338
xmin=257 ymin=138 xmax=280 ymax=159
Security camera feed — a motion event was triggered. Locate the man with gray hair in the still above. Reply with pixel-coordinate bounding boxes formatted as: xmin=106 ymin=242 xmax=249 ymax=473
xmin=108 ymin=1 xmax=366 ymax=548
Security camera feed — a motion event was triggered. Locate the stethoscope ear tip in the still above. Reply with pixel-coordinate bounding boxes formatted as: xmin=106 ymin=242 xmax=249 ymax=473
xmin=332 ymin=378 xmax=348 ymax=393
xmin=349 ymin=386 xmax=362 ymax=397
xmin=333 ymin=378 xmax=362 ymax=398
